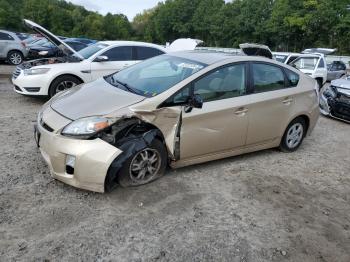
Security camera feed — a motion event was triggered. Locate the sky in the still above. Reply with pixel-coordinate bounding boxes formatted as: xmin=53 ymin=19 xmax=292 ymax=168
xmin=67 ymin=0 xmax=164 ymax=20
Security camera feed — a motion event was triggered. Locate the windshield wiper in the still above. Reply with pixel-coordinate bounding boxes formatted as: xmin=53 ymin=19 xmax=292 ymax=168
xmin=113 ymin=78 xmax=141 ymax=95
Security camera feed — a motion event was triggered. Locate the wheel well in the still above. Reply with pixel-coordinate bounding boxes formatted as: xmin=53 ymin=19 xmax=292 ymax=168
xmin=102 ymin=118 xmax=167 ymax=192
xmin=7 ymin=49 xmax=24 ymax=56
xmin=50 ymin=74 xmax=84 ymax=88
xmin=296 ymin=115 xmax=310 ymax=135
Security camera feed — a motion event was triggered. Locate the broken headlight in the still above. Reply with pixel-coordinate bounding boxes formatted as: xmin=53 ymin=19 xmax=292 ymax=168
xmin=323 ymin=86 xmax=336 ymax=98
xmin=61 ymin=116 xmax=117 ymax=138
xmin=24 ymin=68 xmax=50 ymax=76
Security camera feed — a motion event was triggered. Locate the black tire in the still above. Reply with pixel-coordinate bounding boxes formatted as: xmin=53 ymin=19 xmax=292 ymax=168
xmin=7 ymin=50 xmax=23 ymax=65
xmin=279 ymin=117 xmax=306 ymax=153
xmin=49 ymin=75 xmax=82 ymax=97
xmin=118 ymin=139 xmax=167 ymax=187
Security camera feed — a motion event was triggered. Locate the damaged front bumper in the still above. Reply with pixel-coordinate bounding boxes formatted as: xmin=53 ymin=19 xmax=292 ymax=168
xmin=35 ymin=116 xmax=122 ymax=193
xmin=319 ymin=89 xmax=350 ymax=123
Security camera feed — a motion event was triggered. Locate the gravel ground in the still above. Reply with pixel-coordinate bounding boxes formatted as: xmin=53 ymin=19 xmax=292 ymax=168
xmin=0 ymin=76 xmax=349 ymax=262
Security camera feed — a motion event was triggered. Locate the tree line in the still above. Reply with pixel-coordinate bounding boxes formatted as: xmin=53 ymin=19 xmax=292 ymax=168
xmin=1 ymin=0 xmax=350 ymax=54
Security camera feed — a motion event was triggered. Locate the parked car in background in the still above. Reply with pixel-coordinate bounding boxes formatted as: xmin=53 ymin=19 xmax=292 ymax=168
xmin=0 ymin=30 xmax=28 ymax=65
xmin=327 ymin=61 xmax=347 ymax=81
xmin=319 ymin=76 xmax=350 ymax=123
xmin=273 ymin=52 xmax=301 ymax=64
xmin=12 ymin=19 xmax=201 ymax=97
xmin=65 ymin=37 xmax=97 ymax=45
xmin=28 ymin=40 xmax=88 ymax=59
xmin=290 ymin=53 xmax=327 ymax=90
xmin=33 ymin=51 xmax=319 ymax=192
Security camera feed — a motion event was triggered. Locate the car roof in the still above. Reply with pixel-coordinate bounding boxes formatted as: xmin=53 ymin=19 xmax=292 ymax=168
xmin=0 ymin=30 xmax=15 ymax=35
xmin=99 ymin=41 xmax=165 ymax=49
xmin=167 ymin=50 xmax=277 ymax=65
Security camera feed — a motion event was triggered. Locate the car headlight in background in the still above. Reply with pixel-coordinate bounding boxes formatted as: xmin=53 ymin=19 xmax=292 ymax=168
xmin=61 ymin=116 xmax=117 ymax=138
xmin=24 ymin=68 xmax=50 ymax=76
xmin=323 ymin=86 xmax=336 ymax=98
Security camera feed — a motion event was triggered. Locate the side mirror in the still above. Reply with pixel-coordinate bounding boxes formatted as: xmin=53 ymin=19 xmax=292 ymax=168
xmin=184 ymin=94 xmax=203 ymax=113
xmin=94 ymin=55 xmax=109 ymax=62
xmin=190 ymin=94 xmax=203 ymax=109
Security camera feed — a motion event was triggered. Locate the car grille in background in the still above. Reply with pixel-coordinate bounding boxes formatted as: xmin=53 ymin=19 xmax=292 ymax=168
xmin=12 ymin=67 xmax=21 ymax=79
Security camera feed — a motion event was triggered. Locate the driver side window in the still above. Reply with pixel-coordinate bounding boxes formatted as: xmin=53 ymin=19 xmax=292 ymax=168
xmin=193 ymin=64 xmax=247 ymax=102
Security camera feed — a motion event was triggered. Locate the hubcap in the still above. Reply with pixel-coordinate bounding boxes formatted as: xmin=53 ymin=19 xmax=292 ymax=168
xmin=10 ymin=53 xmax=22 ymax=65
xmin=55 ymin=81 xmax=77 ymax=93
xmin=286 ymin=123 xmax=303 ymax=149
xmin=129 ymin=149 xmax=161 ymax=184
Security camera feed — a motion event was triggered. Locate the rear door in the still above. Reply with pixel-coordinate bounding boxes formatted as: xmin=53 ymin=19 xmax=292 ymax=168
xmin=0 ymin=32 xmax=13 ymax=57
xmin=90 ymin=46 xmax=134 ymax=79
xmin=245 ymin=62 xmax=299 ymax=146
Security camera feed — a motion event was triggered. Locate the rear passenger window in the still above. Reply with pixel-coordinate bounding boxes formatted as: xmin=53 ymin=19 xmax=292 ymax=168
xmin=0 ymin=32 xmax=14 ymax=40
xmin=252 ymin=63 xmax=285 ymax=93
xmin=193 ymin=64 xmax=246 ymax=102
xmin=136 ymin=46 xmax=164 ymax=60
xmin=318 ymin=59 xmax=325 ymax=68
xmin=101 ymin=46 xmax=132 ymax=61
xmin=285 ymin=69 xmax=299 ymax=87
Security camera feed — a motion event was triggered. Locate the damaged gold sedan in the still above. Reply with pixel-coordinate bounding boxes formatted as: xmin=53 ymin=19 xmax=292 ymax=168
xmin=34 ymin=51 xmax=319 ymax=192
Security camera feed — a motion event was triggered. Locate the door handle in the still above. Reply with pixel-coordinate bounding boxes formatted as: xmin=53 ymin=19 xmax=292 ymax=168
xmin=234 ymin=107 xmax=248 ymax=115
xmin=282 ymin=98 xmax=293 ymax=104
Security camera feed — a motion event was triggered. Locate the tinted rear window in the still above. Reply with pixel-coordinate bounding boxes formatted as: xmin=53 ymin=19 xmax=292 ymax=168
xmin=285 ymin=69 xmax=299 ymax=87
xmin=136 ymin=46 xmax=164 ymax=60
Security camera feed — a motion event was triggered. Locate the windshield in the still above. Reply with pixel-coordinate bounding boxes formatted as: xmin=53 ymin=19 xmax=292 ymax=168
xmin=106 ymin=55 xmax=206 ymax=97
xmin=77 ymin=43 xmax=108 ymax=59
xmin=292 ymin=57 xmax=319 ymax=70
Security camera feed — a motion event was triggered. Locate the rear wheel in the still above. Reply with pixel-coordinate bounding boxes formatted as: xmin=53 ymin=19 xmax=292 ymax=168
xmin=7 ymin=51 xmax=23 ymax=65
xmin=49 ymin=75 xmax=82 ymax=97
xmin=279 ymin=117 xmax=306 ymax=152
xmin=118 ymin=139 xmax=167 ymax=187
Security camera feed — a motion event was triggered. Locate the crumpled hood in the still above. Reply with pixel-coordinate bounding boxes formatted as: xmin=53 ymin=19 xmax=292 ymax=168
xmin=50 ymin=78 xmax=146 ymax=120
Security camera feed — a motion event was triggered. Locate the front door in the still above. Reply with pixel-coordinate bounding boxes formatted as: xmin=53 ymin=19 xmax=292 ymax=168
xmin=180 ymin=63 xmax=250 ymax=159
xmin=90 ymin=46 xmax=136 ymax=80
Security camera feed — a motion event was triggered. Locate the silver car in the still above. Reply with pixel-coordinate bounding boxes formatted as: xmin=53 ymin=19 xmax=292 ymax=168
xmin=327 ymin=61 xmax=347 ymax=81
xmin=0 ymin=30 xmax=28 ymax=65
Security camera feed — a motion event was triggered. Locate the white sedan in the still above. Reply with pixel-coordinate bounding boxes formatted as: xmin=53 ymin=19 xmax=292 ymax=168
xmin=12 ymin=19 xmax=201 ymax=97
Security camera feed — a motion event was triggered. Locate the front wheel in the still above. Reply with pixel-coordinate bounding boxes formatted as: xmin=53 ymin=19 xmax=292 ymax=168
xmin=118 ymin=139 xmax=167 ymax=187
xmin=7 ymin=51 xmax=23 ymax=65
xmin=279 ymin=117 xmax=306 ymax=152
xmin=49 ymin=75 xmax=82 ymax=97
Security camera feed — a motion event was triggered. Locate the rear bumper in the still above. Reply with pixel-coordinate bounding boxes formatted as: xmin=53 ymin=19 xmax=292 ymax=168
xmin=36 ymin=117 xmax=122 ymax=192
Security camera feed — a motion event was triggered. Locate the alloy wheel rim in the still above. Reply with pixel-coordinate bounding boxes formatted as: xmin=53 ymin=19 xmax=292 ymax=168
xmin=286 ymin=123 xmax=303 ymax=149
xmin=10 ymin=53 xmax=22 ymax=65
xmin=55 ymin=81 xmax=77 ymax=93
xmin=129 ymin=148 xmax=161 ymax=184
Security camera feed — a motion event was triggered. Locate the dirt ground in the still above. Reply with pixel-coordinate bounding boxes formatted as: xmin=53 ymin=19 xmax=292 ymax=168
xmin=0 ymin=75 xmax=349 ymax=262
